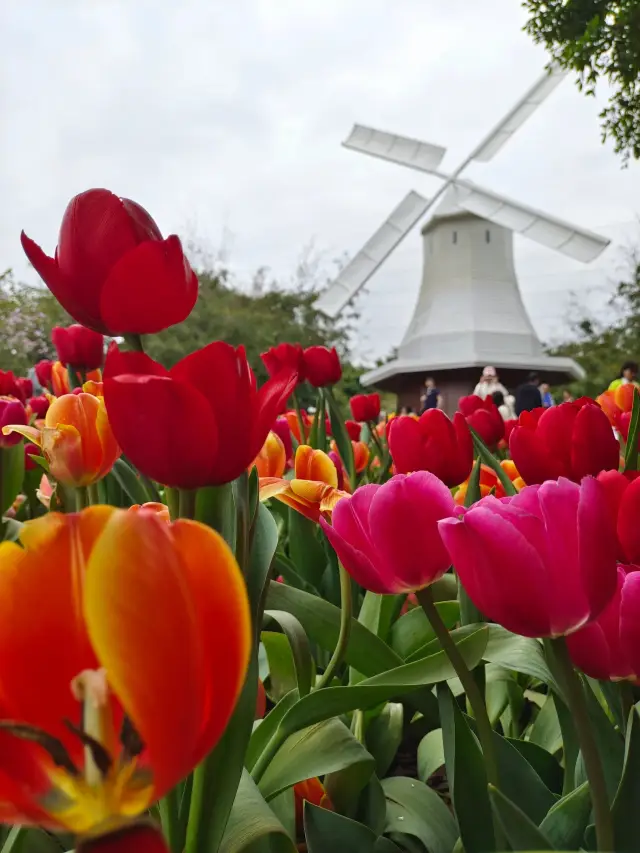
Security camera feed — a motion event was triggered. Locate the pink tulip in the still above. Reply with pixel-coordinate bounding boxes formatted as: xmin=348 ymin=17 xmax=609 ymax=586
xmin=438 ymin=477 xmax=618 ymax=638
xmin=566 ymin=566 xmax=640 ymax=681
xmin=319 ymin=472 xmax=455 ymax=594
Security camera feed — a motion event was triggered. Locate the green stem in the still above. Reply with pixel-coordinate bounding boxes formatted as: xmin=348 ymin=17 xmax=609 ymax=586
xmin=123 ymin=333 xmax=145 ymax=353
xmin=351 ymin=709 xmax=365 ymax=743
xmin=178 ymin=488 xmax=197 ymax=520
xmin=620 ymin=680 xmax=635 ymax=734
xmin=292 ymin=389 xmax=307 ymax=444
xmin=315 ymin=562 xmax=352 ymax=689
xmin=66 ymin=365 xmax=82 ymax=390
xmin=165 ymin=487 xmax=180 ymax=522
xmin=74 ymin=486 xmax=89 ymax=511
xmin=87 ymin=482 xmax=101 ymax=506
xmin=158 ymin=785 xmax=182 ymax=853
xmin=416 ymin=586 xmax=499 ymax=789
xmin=251 ymin=726 xmax=287 ymax=785
xmin=367 ymin=420 xmax=385 ymax=464
xmin=549 ymin=637 xmax=613 ymax=852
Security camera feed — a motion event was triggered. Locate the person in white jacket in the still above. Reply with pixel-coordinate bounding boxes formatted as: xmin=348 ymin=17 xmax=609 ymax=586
xmin=473 ymin=366 xmax=509 ymax=400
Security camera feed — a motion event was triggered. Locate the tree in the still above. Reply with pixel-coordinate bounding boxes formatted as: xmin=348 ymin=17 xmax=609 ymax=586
xmin=523 ymin=0 xmax=640 ymax=161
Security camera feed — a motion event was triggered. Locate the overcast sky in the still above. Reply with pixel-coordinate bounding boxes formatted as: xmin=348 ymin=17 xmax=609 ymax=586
xmin=3 ymin=0 xmax=640 ymax=364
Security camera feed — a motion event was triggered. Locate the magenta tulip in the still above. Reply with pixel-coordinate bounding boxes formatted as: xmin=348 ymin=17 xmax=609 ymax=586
xmin=439 ymin=477 xmax=618 ymax=638
xmin=319 ymin=472 xmax=455 ymax=594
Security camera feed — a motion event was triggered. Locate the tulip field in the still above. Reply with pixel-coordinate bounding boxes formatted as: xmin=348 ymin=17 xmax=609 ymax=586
xmin=1 ymin=189 xmax=640 ymax=853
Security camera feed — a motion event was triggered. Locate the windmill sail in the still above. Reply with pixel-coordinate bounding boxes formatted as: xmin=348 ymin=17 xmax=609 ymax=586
xmin=451 ymin=181 xmax=610 ymax=262
xmin=315 ymin=191 xmax=431 ymax=318
xmin=342 ymin=126 xmax=447 ymax=174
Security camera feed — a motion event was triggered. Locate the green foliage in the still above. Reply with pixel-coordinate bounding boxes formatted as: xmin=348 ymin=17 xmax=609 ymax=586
xmin=523 ymin=0 xmax=640 ymax=162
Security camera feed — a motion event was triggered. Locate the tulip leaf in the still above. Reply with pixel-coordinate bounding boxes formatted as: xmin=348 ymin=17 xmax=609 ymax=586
xmin=539 ymin=781 xmax=591 ymax=851
xmin=578 ymin=678 xmax=625 ymax=800
xmin=264 ymin=610 xmax=314 ymax=697
xmin=382 ymin=776 xmax=458 ymax=853
xmin=470 ymin=428 xmax=518 ymax=496
xmin=350 ymin=591 xmax=403 ymax=685
xmin=0 ymin=443 xmax=24 ymax=515
xmin=262 ymin=632 xmax=299 ymax=703
xmin=304 ymin=802 xmax=378 ymax=853
xmin=259 ymin=718 xmax=375 ymax=802
xmin=529 ymin=695 xmax=563 ymax=756
xmin=624 ymin=386 xmax=640 ymax=471
xmin=390 ymin=602 xmax=460 ymax=660
xmin=109 ymin=457 xmax=153 ymax=506
xmin=247 ymin=690 xmax=299 ymax=772
xmin=483 ymin=626 xmax=560 ymax=695
xmin=417 ymin=729 xmax=445 ymax=782
xmin=247 ymin=503 xmax=280 ymax=623
xmin=273 ymin=552 xmax=320 ymax=595
xmin=489 ymin=786 xmax=554 ymax=851
xmin=366 ymin=702 xmax=404 ymax=777
xmin=195 ymin=483 xmax=236 ymax=549
xmin=489 ymin=728 xmax=557 ymax=823
xmin=611 ymin=706 xmax=640 ymax=853
xmin=325 ymin=386 xmax=356 ymax=488
xmin=220 ymin=770 xmax=295 ymax=853
xmin=506 ymin=738 xmax=563 ymax=796
xmin=287 ymin=511 xmax=327 ymax=587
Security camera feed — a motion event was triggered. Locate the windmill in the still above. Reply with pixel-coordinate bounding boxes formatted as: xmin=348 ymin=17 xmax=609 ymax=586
xmin=315 ymin=64 xmax=611 ymax=413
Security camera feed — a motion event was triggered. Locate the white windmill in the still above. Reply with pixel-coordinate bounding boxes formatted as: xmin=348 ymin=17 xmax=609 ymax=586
xmin=315 ymin=64 xmax=611 ymax=412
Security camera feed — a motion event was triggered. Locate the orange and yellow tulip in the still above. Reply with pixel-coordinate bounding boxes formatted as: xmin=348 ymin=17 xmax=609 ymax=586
xmin=128 ymin=502 xmax=171 ymax=523
xmin=0 ymin=507 xmax=250 ymax=841
xmin=3 ymin=392 xmax=121 ymax=487
xmin=454 ymin=460 xmax=524 ymax=505
xmin=259 ymin=445 xmax=348 ymax=522
xmin=294 ymin=777 xmax=333 ymax=831
xmin=251 ymin=431 xmax=286 ymax=478
xmin=51 ymin=361 xmax=70 ymax=396
xmin=330 ymin=439 xmax=370 ymax=474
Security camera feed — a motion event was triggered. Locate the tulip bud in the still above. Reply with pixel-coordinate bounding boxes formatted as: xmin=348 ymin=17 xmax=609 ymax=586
xmin=51 ymin=361 xmax=70 ymax=396
xmin=458 ymin=394 xmax=504 ymax=447
xmin=303 ymin=346 xmax=342 ymax=387
xmin=52 ymin=324 xmax=105 ymax=371
xmin=389 ymin=409 xmax=473 ymax=488
xmin=34 ymin=359 xmax=54 ymax=390
xmin=27 ymin=395 xmax=50 ymax=419
xmin=261 ymin=343 xmax=305 ymax=382
xmin=0 ymin=399 xmax=28 ymax=448
xmin=345 ymin=420 xmax=361 ymax=441
xmin=350 ymin=393 xmax=381 ymax=423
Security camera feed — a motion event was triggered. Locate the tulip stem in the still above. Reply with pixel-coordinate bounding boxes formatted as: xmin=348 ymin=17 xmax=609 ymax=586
xmin=74 ymin=486 xmax=89 ymax=511
xmin=158 ymin=786 xmax=182 ymax=853
xmin=166 ymin=487 xmax=180 ymax=522
xmin=548 ymin=636 xmax=614 ymax=853
xmin=124 ymin=333 xmax=145 ymax=353
xmin=416 ymin=586 xmax=499 ymax=790
xmin=315 ymin=562 xmax=352 ymax=689
xmin=178 ymin=488 xmax=197 ymax=520
xmin=87 ymin=483 xmax=100 ymax=506
xmin=292 ymin=390 xmax=307 ymax=444
xmin=367 ymin=420 xmax=386 ymax=466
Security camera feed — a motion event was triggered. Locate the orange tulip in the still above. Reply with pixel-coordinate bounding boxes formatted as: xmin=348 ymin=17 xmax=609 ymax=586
xmin=51 ymin=361 xmax=70 ymax=396
xmin=259 ymin=445 xmax=348 ymax=522
xmin=331 ymin=439 xmax=370 ymax=474
xmin=128 ymin=502 xmax=171 ymax=523
xmin=83 ymin=380 xmax=105 ymax=398
xmin=614 ymin=382 xmax=638 ymax=413
xmin=454 ymin=460 xmax=524 ymax=505
xmin=251 ymin=431 xmax=286 ymax=478
xmin=0 ymin=507 xmax=250 ymax=839
xmin=596 ymin=390 xmax=622 ymax=427
xmin=3 ymin=392 xmax=121 ymax=487
xmin=294 ymin=778 xmax=333 ymax=829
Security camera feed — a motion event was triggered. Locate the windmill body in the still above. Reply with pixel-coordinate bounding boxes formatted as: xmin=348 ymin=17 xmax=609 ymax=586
xmin=316 ymin=65 xmax=611 ymax=413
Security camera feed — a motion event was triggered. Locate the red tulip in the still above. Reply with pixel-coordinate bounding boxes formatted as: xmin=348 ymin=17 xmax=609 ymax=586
xmin=458 ymin=394 xmax=504 ymax=447
xmin=616 ymin=475 xmax=640 ymax=565
xmin=261 ymin=343 xmax=306 ymax=382
xmin=21 ymin=188 xmax=198 ymax=335
xmin=388 ymin=409 xmax=473 ymax=488
xmin=0 ymin=400 xmax=28 ymax=448
xmin=24 ymin=442 xmax=41 ymax=471
xmin=566 ymin=566 xmax=640 ymax=681
xmin=345 ymin=420 xmax=362 ymax=441
xmin=27 ymin=395 xmax=50 ymax=419
xmin=52 ymin=325 xmax=104 ymax=370
xmin=328 ymin=450 xmax=347 ymax=490
xmin=510 ymin=398 xmax=620 ymax=485
xmin=320 ymin=472 xmax=456 ymax=594
xmin=77 ymin=822 xmax=169 ymax=853
xmin=104 ymin=342 xmax=298 ymax=488
xmin=439 ymin=477 xmax=618 ymax=638
xmin=0 ymin=370 xmax=20 ymax=399
xmin=15 ymin=378 xmax=33 ymax=403
xmin=35 ymin=360 xmax=54 ymax=391
xmin=303 ymin=346 xmax=342 ymax=387
xmin=350 ymin=393 xmax=381 ymax=422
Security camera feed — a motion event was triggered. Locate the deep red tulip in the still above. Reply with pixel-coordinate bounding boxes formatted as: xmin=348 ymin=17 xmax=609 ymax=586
xmin=389 ymin=409 xmax=473 ymax=488
xmin=0 ymin=370 xmax=20 ymax=399
xmin=345 ymin=420 xmax=361 ymax=441
xmin=439 ymin=477 xmax=618 ymax=638
xmin=503 ymin=418 xmax=518 ymax=442
xmin=15 ymin=377 xmax=33 ymax=403
xmin=0 ymin=399 xmax=28 ymax=448
xmin=52 ymin=324 xmax=104 ymax=370
xmin=21 ymin=188 xmax=198 ymax=335
xmin=34 ymin=359 xmax=54 ymax=390
xmin=458 ymin=394 xmax=504 ymax=447
xmin=320 ymin=472 xmax=456 ymax=594
xmin=510 ymin=398 xmax=620 ymax=485
xmin=350 ymin=393 xmax=381 ymax=423
xmin=24 ymin=442 xmax=40 ymax=471
xmin=272 ymin=416 xmax=293 ymax=464
xmin=104 ymin=342 xmax=298 ymax=488
xmin=27 ymin=395 xmax=50 ymax=419
xmin=77 ymin=822 xmax=169 ymax=853
xmin=566 ymin=566 xmax=640 ymax=681
xmin=616 ymin=475 xmax=640 ymax=565
xmin=303 ymin=346 xmax=342 ymax=387
xmin=261 ymin=343 xmax=306 ymax=382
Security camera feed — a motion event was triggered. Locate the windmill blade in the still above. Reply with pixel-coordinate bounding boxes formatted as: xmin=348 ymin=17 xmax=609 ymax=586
xmin=471 ymin=63 xmax=568 ymax=163
xmin=342 ymin=124 xmax=447 ymax=174
xmin=315 ymin=191 xmax=431 ymax=317
xmin=451 ymin=180 xmax=609 ymax=262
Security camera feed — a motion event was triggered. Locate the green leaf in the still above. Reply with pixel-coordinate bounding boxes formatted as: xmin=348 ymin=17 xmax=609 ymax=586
xmin=373 ymin=840 xmax=402 ymax=852
xmin=220 ymin=770 xmax=295 ymax=853
xmin=460 ymin=456 xmax=485 ymax=624
xmin=0 ymin=443 xmax=24 ymax=515
xmin=506 ymin=739 xmax=563 ymax=796
xmin=580 ymin=678 xmax=625 ymax=800
xmin=553 ymin=695 xmax=580 ymax=794
xmin=273 ymin=552 xmax=319 ymax=595
xmin=484 ymin=626 xmax=560 ymax=694
xmin=259 ymin=718 xmax=374 ymax=802
xmin=325 ymin=386 xmax=356 ymax=488
xmin=470 ymin=428 xmax=517 ymax=495
xmin=288 ymin=511 xmax=327 ymax=587
xmin=624 ymin=386 xmax=640 ymax=470
xmin=304 ymin=803 xmax=377 ymax=853
xmin=366 ymin=702 xmax=404 ymax=777
xmin=247 ymin=504 xmax=280 ymax=623
xmin=417 ymin=729 xmax=445 ymax=783
xmin=350 ymin=592 xmax=402 ymax=685
xmin=382 ymin=776 xmax=458 ymax=853
xmin=611 ymin=706 xmax=640 ymax=852
xmin=529 ymin=695 xmax=562 ymax=756
xmin=247 ymin=691 xmax=299 ymax=772
xmin=490 ymin=729 xmax=557 ymax=823
xmin=264 ymin=610 xmax=314 ymax=697
xmin=109 ymin=457 xmax=152 ymax=506
xmin=262 ymin=632 xmax=299 ymax=703
xmin=489 ymin=786 xmax=554 ymax=851
xmin=438 ymin=683 xmax=494 ymax=853
xmin=390 ymin=602 xmax=460 ymax=660
xmin=539 ymin=781 xmax=591 ymax=851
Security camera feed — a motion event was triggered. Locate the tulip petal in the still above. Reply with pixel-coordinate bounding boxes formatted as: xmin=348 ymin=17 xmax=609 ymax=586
xmin=565 ymin=622 xmax=613 ymax=680
xmin=100 ymin=236 xmax=198 ymax=335
xmin=1 ymin=424 xmax=42 ymax=445
xmin=295 ymin=446 xmax=338 ymax=487
xmin=252 ymin=369 xmax=298 ymax=460
xmin=620 ymin=570 xmax=640 ymax=676
xmin=618 ymin=477 xmax=640 ymax=564
xmin=575 ymin=477 xmax=619 ymax=624
xmin=258 ymin=477 xmax=290 ymax=501
xmin=77 ymin=821 xmax=169 ymax=853
xmin=509 ymin=423 xmax=564 ymax=485
xmin=571 ymin=404 xmax=620 ymax=481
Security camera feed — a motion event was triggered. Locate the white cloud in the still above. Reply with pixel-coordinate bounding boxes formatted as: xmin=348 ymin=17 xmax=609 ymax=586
xmin=2 ymin=0 xmax=640 ymax=364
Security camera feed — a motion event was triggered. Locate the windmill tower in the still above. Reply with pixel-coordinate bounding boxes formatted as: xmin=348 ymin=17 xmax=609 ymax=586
xmin=315 ymin=65 xmax=611 ymax=413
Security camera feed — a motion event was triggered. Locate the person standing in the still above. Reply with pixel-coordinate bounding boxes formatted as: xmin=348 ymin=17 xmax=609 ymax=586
xmin=473 ymin=366 xmax=508 ymax=400
xmin=515 ymin=372 xmax=543 ymax=416
xmin=492 ymin=390 xmax=515 ymax=420
xmin=540 ymin=382 xmax=554 ymax=408
xmin=608 ymin=361 xmax=639 ymax=391
xmin=419 ymin=377 xmax=443 ymax=412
